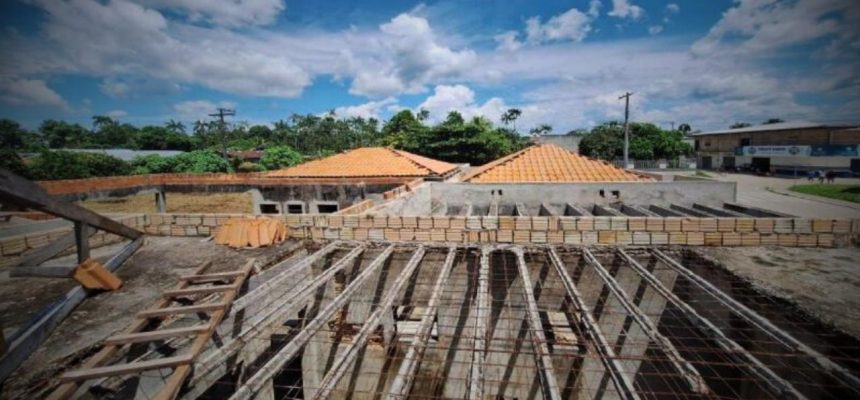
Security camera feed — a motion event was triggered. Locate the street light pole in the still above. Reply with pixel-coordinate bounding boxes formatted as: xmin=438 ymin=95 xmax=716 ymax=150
xmin=619 ymin=92 xmax=634 ymax=169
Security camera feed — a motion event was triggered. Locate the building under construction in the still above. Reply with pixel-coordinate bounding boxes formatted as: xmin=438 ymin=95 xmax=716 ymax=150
xmin=0 ymin=144 xmax=858 ymax=399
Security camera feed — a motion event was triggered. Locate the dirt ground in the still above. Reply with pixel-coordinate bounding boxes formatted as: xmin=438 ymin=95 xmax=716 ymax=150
xmin=79 ymin=192 xmax=253 ymax=214
xmin=0 ymin=236 xmax=299 ymax=396
xmin=698 ymin=246 xmax=860 ymax=339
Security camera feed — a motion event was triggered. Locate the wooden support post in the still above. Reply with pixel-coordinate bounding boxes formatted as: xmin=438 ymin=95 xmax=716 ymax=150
xmin=546 ymin=247 xmax=641 ymax=400
xmin=620 ymin=249 xmax=805 ymax=399
xmin=584 ymin=249 xmax=708 ymax=394
xmin=512 ymin=248 xmax=562 ymax=400
xmin=314 ymin=246 xmax=427 ymax=399
xmin=652 ymin=249 xmax=860 ymax=394
xmin=74 ymin=222 xmax=90 ymax=264
xmin=386 ymin=246 xmax=457 ymax=399
xmin=0 ymin=169 xmax=142 ymax=239
xmin=469 ymin=247 xmax=490 ymax=400
xmin=227 ymin=246 xmax=396 ymax=400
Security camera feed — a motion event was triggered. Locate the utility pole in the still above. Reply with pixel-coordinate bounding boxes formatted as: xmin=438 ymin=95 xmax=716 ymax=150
xmin=618 ymin=92 xmax=633 ymax=169
xmin=209 ymin=108 xmax=235 ymax=162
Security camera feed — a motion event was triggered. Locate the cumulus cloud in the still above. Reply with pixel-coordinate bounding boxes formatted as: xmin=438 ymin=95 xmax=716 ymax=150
xmin=139 ymin=0 xmax=286 ymax=27
xmin=494 ymin=31 xmax=522 ymax=51
xmin=648 ymin=25 xmax=663 ymax=35
xmin=415 ymin=84 xmax=546 ymax=127
xmin=0 ymin=77 xmax=68 ymax=109
xmin=608 ymin=0 xmax=644 ymax=20
xmin=666 ymin=3 xmax=680 ymax=14
xmin=333 ymin=97 xmax=398 ymax=119
xmin=523 ymin=2 xmax=604 ymax=45
xmin=106 ymin=109 xmax=128 ymax=119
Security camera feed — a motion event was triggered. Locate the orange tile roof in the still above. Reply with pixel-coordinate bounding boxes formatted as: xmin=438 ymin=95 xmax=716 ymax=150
xmin=267 ymin=147 xmax=457 ymax=178
xmin=462 ymin=143 xmax=653 ymax=183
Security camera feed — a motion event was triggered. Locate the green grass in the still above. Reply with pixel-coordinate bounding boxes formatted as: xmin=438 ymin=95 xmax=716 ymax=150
xmin=694 ymin=171 xmax=712 ymax=178
xmin=789 ymin=184 xmax=860 ymax=204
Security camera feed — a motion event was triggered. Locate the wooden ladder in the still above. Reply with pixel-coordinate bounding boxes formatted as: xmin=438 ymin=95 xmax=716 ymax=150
xmin=47 ymin=259 xmax=255 ymax=400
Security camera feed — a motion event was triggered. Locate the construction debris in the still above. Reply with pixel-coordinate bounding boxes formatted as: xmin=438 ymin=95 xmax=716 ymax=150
xmin=213 ymin=217 xmax=287 ymax=248
xmin=72 ymin=259 xmax=123 ymax=290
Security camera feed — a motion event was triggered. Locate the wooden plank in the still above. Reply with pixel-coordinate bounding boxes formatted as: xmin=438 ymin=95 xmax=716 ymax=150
xmin=137 ymin=303 xmax=228 ymax=319
xmin=9 ymin=265 xmax=76 ymax=278
xmin=59 ymin=354 xmax=193 ymax=382
xmin=0 ymin=169 xmax=142 ymax=239
xmin=179 ymin=271 xmax=246 ymax=281
xmin=104 ymin=325 xmax=211 ymax=345
xmin=162 ymin=285 xmax=237 ymax=298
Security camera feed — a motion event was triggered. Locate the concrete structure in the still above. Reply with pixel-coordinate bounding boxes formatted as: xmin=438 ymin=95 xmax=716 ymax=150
xmin=534 ymin=134 xmax=582 ymax=152
xmin=692 ymin=121 xmax=860 ymax=175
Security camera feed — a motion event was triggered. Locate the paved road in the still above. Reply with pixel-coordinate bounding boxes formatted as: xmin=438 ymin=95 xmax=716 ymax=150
xmin=674 ymin=172 xmax=860 ymax=218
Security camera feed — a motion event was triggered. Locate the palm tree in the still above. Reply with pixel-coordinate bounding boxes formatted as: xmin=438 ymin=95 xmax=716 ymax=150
xmin=166 ymin=119 xmax=186 ymax=134
xmin=417 ymin=108 xmax=430 ymax=122
xmin=501 ymin=108 xmax=522 ymax=132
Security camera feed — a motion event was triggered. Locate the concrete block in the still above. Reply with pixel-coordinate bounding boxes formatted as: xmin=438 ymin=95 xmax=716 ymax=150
xmin=646 ymin=218 xmax=663 ymax=231
xmin=741 ymin=233 xmax=760 ymax=246
xmin=418 ymin=217 xmax=434 ymax=229
xmin=466 ymin=231 xmax=479 ymax=243
xmin=482 ymin=216 xmax=499 ymax=229
xmin=532 ymin=217 xmax=549 ymax=231
xmin=773 ymin=218 xmax=793 ymax=233
xmin=450 ymin=217 xmax=466 ymax=230
xmin=314 ymin=215 xmax=329 ymax=228
xmin=594 ymin=217 xmax=611 ymax=231
xmin=548 ymin=217 xmax=561 ymax=231
xmin=431 ymin=229 xmax=446 ymax=242
xmin=373 ymin=215 xmax=387 ymax=228
xmin=1 ymin=238 xmax=26 ymax=255
xmin=328 ymin=215 xmax=343 ymax=228
xmin=499 ymin=216 xmax=515 ymax=230
xmin=387 ymin=216 xmax=402 ymax=229
xmin=414 ymin=230 xmax=431 ymax=242
xmin=797 ymin=234 xmax=817 ymax=247
xmin=818 ymin=234 xmax=835 ymax=247
xmin=564 ymin=231 xmax=582 ymax=244
xmin=199 ymin=226 xmax=211 ymax=236
xmin=343 ymin=215 xmax=359 ymax=228
xmin=793 ymin=218 xmax=812 ymax=233
xmin=531 ymin=231 xmax=547 ymax=243
xmin=760 ymin=234 xmax=778 ymax=246
xmin=384 ymin=229 xmax=400 ymax=241
xmin=582 ymin=231 xmax=598 ymax=245
xmin=158 ymin=225 xmax=170 ymax=235
xmin=324 ymin=229 xmax=339 ymax=240
xmin=433 ymin=217 xmax=450 ymax=229
xmin=669 ymin=232 xmax=686 ymax=245
xmin=627 ymin=217 xmax=646 ymax=231
xmin=354 ymin=228 xmax=369 ymax=241
xmin=699 ymin=218 xmax=717 ymax=232
xmin=704 ymin=232 xmax=722 ymax=246
xmin=171 ymin=226 xmax=185 ymax=236
xmin=598 ymin=231 xmax=616 ymax=244
xmin=610 ymin=217 xmax=628 ymax=231
xmin=686 ymin=232 xmax=704 ymax=246
xmin=682 ymin=218 xmax=700 ymax=232
xmin=446 ymin=229 xmax=463 ymax=242
xmin=401 ymin=216 xmax=418 ymax=228
xmin=300 ymin=215 xmax=315 ymax=227
xmin=651 ymin=232 xmax=668 ymax=245
xmin=735 ymin=218 xmax=754 ymax=232
xmin=722 ymin=232 xmax=741 ymax=246
xmin=717 ymin=218 xmax=735 ymax=232
xmin=187 ymin=216 xmax=202 ymax=226
xmin=577 ymin=217 xmax=594 ymax=231
xmin=548 ymin=231 xmax=564 ymax=244
xmin=559 ymin=217 xmax=577 ymax=230
xmin=513 ymin=230 xmax=530 ymax=244
xmin=632 ymin=232 xmax=650 ymax=245
xmin=777 ymin=234 xmax=797 ymax=246
xmin=399 ymin=229 xmax=415 ymax=241
xmin=515 ymin=217 xmax=531 ymax=231
xmin=202 ymin=217 xmax=217 ymax=227
xmin=832 ymin=220 xmax=850 ymax=234
xmin=359 ymin=216 xmax=374 ymax=228
xmin=498 ymin=230 xmax=513 ymax=243
xmin=466 ymin=217 xmax=482 ymax=230
xmin=616 ymin=231 xmax=632 ymax=245
xmin=664 ymin=218 xmax=682 ymax=232
xmin=369 ymin=228 xmax=385 ymax=241
xmin=755 ymin=218 xmax=774 ymax=233
xmin=812 ymin=219 xmax=833 ymax=233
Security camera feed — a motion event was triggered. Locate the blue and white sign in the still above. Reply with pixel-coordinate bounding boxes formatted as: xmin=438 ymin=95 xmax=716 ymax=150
xmin=735 ymin=146 xmax=811 ymax=156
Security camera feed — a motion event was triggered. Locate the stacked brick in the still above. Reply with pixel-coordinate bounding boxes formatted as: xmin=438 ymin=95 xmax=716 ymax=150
xmin=135 ymin=213 xmax=859 ymax=248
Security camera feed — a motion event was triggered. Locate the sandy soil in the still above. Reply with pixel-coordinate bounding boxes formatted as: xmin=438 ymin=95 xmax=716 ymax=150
xmin=79 ymin=192 xmax=253 ymax=214
xmin=698 ymin=246 xmax=860 ymax=339
xmin=0 ymin=236 xmax=298 ymax=397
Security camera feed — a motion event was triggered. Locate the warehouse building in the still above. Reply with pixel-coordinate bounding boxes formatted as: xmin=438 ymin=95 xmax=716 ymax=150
xmin=691 ymin=121 xmax=860 ymax=176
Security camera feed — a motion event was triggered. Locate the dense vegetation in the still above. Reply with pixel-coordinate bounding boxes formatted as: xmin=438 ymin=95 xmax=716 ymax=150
xmin=578 ymin=121 xmax=693 ymax=160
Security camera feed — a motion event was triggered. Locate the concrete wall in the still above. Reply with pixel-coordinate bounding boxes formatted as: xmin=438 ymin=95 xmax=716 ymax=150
xmin=537 ymin=135 xmax=582 ymax=152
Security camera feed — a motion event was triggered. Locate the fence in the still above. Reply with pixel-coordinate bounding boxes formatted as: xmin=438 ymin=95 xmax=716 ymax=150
xmin=611 ymin=158 xmax=697 ymax=170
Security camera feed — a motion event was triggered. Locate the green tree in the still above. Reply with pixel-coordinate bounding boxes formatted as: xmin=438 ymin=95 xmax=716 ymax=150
xmin=28 ymin=151 xmax=130 ymax=180
xmin=501 ymin=108 xmax=522 ymax=132
xmin=129 ymin=154 xmax=177 ymax=174
xmin=678 ymin=123 xmax=692 ymax=134
xmin=763 ymin=118 xmax=784 ymax=124
xmin=171 ymin=150 xmax=231 ymax=173
xmin=579 ymin=122 xmax=692 ymax=160
xmin=0 ymin=119 xmax=27 ymax=149
xmin=0 ymin=149 xmax=30 ymax=177
xmin=260 ymin=145 xmax=303 ymax=170
xmin=39 ymin=120 xmax=90 ymax=148
xmin=730 ymin=122 xmax=752 ymax=129
xmin=165 ymin=119 xmax=185 ymax=134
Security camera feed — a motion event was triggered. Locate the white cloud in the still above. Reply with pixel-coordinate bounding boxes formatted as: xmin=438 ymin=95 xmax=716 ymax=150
xmin=666 ymin=3 xmax=680 ymax=14
xmin=608 ymin=0 xmax=644 ymax=20
xmin=106 ymin=109 xmax=128 ymax=119
xmin=333 ymin=97 xmax=397 ymax=119
xmin=416 ymin=84 xmax=547 ymax=128
xmin=526 ymin=7 xmax=595 ymax=44
xmin=173 ymin=100 xmax=236 ymax=121
xmin=0 ymin=77 xmax=68 ymax=110
xmin=648 ymin=25 xmax=663 ymax=35
xmin=494 ymin=31 xmax=521 ymax=51
xmin=138 ymin=0 xmax=285 ymax=27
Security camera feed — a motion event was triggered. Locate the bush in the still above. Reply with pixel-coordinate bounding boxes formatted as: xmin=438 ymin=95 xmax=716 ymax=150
xmin=171 ymin=150 xmax=231 ymax=173
xmin=260 ymin=145 xmax=303 ymax=170
xmin=129 ymin=154 xmax=177 ymax=175
xmin=28 ymin=150 xmax=130 ymax=180
xmin=0 ymin=149 xmax=31 ymax=178
xmin=237 ymin=161 xmax=263 ymax=173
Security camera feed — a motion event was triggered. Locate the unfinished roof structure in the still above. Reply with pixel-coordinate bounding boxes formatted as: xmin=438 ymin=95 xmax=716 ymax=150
xmin=267 ymin=148 xmax=458 ymax=179
xmin=462 ymin=144 xmax=651 ymax=183
xmin=23 ymin=241 xmax=859 ymax=400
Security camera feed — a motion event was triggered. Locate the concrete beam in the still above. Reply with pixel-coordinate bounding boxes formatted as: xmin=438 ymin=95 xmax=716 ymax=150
xmin=228 ymin=245 xmax=395 ymax=400
xmin=669 ymin=204 xmax=713 ymax=217
xmin=155 ymin=191 xmax=167 ymax=213
xmin=592 ymin=204 xmax=623 ymax=216
xmin=514 ymin=202 xmax=529 ymax=216
xmin=386 ymin=246 xmax=458 ymax=399
xmin=564 ymin=203 xmax=592 ymax=216
xmin=647 ymin=205 xmax=683 ymax=217
xmin=619 ymin=204 xmax=658 ymax=217
xmin=653 ymin=249 xmax=860 ymax=394
xmin=513 ymin=248 xmax=562 ymax=400
xmin=620 ymin=249 xmax=806 ymax=399
xmin=692 ymin=203 xmax=743 ymax=217
xmin=487 ymin=200 xmax=499 ymax=216
xmin=539 ymin=203 xmax=557 ymax=216
xmin=723 ymin=202 xmax=791 ymax=217
xmin=547 ymin=247 xmax=640 ymax=400
xmin=469 ymin=247 xmax=491 ymax=400
xmin=313 ymin=246 xmax=427 ymax=399
xmin=584 ymin=249 xmax=708 ymax=394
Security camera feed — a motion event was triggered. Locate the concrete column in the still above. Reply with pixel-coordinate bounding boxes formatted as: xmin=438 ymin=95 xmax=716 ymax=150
xmin=154 ymin=191 xmax=167 ymax=213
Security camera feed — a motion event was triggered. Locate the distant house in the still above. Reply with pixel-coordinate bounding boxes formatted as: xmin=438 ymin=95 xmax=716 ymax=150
xmin=60 ymin=149 xmax=185 ymax=161
xmin=691 ymin=121 xmax=860 ymax=175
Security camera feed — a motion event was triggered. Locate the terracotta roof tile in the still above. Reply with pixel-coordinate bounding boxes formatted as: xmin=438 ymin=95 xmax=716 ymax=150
xmin=462 ymin=144 xmax=652 ymax=183
xmin=267 ymin=147 xmax=457 ymax=178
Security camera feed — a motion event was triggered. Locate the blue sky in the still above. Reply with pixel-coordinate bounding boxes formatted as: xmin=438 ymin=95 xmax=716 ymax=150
xmin=0 ymin=0 xmax=858 ymax=133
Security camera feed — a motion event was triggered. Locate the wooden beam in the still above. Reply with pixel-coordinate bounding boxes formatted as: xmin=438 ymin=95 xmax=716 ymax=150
xmin=104 ymin=325 xmax=210 ymax=345
xmin=179 ymin=271 xmax=247 ymax=282
xmin=59 ymin=354 xmax=193 ymax=382
xmin=585 ymin=249 xmax=708 ymax=394
xmin=513 ymin=248 xmax=562 ymax=400
xmin=137 ymin=303 xmax=228 ymax=319
xmin=9 ymin=265 xmax=76 ymax=278
xmin=0 ymin=169 xmax=142 ymax=239
xmin=314 ymin=246 xmax=427 ymax=399
xmin=469 ymin=247 xmax=490 ymax=400
xmin=228 ymin=246 xmax=396 ymax=400
xmin=620 ymin=249 xmax=805 ymax=399
xmin=162 ymin=285 xmax=237 ymax=298
xmin=546 ymin=247 xmax=640 ymax=400
xmin=386 ymin=246 xmax=457 ymax=399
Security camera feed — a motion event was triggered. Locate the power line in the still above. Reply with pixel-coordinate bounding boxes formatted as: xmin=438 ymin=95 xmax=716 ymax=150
xmin=209 ymin=108 xmax=235 ymax=161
